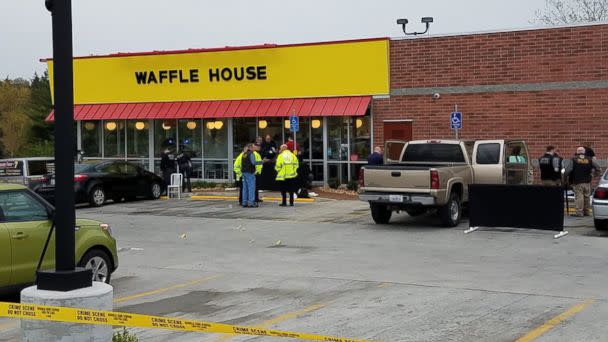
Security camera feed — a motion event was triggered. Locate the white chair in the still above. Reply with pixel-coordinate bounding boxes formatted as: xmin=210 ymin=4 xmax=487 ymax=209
xmin=168 ymin=173 xmax=183 ymax=199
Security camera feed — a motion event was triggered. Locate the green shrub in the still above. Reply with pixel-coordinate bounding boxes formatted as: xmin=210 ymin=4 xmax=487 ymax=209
xmin=347 ymin=180 xmax=359 ymax=191
xmin=327 ymin=178 xmax=340 ymax=189
xmin=191 ymin=181 xmax=218 ymax=189
xmin=113 ymin=328 xmax=138 ymax=342
xmin=222 ymin=181 xmax=236 ymax=188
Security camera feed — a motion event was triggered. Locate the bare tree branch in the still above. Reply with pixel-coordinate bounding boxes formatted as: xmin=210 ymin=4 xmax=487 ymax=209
xmin=534 ymin=0 xmax=608 ymax=24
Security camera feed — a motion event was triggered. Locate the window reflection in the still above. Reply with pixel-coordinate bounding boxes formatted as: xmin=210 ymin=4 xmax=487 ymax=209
xmin=81 ymin=121 xmax=101 ymax=157
xmin=203 ymin=119 xmax=228 ymax=158
xmin=103 ymin=120 xmax=124 ymax=158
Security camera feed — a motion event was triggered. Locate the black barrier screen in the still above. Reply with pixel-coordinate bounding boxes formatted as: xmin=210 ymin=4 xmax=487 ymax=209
xmin=469 ymin=184 xmax=564 ymax=231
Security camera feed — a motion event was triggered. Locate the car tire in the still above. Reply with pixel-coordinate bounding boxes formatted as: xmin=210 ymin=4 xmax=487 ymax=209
xmin=594 ymin=219 xmax=608 ymax=231
xmin=370 ymin=203 xmax=392 ymax=224
xmin=439 ymin=193 xmax=461 ymax=227
xmin=149 ymin=181 xmax=162 ymax=200
xmin=405 ymin=208 xmax=427 ymax=217
xmin=89 ymin=186 xmax=106 ymax=207
xmin=78 ymin=249 xmax=112 ymax=284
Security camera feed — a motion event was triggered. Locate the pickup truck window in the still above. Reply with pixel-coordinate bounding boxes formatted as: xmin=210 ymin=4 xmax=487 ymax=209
xmin=476 ymin=143 xmax=501 ymax=164
xmin=402 ymin=144 xmax=465 ymax=163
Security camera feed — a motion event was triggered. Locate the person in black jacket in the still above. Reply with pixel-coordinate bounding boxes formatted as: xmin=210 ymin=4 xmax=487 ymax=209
xmin=564 ymin=147 xmax=601 ymax=217
xmin=538 ymin=145 xmax=562 ymax=186
xmin=367 ymin=146 xmax=384 ymax=165
xmin=295 ymin=150 xmax=312 ymax=198
xmin=260 ymin=134 xmax=277 ymax=160
xmin=160 ymin=149 xmax=176 ymax=194
xmin=177 ymin=149 xmax=193 ymax=193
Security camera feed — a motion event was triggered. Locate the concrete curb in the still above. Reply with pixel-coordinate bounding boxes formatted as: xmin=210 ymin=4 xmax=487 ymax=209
xmin=190 ymin=195 xmax=315 ymax=203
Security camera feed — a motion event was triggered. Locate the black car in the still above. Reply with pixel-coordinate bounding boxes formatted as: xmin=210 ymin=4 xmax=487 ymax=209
xmin=30 ymin=160 xmax=164 ymax=207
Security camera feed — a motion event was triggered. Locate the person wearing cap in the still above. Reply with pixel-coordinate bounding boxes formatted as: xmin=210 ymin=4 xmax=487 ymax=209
xmin=564 ymin=146 xmax=601 ymax=217
xmin=275 ymin=144 xmax=299 ymax=206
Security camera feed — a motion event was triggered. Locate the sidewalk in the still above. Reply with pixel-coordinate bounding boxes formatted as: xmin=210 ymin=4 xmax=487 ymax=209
xmin=189 ymin=189 xmax=315 ymax=203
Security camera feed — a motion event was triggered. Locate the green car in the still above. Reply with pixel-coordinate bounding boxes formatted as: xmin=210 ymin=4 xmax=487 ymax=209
xmin=0 ymin=184 xmax=118 ymax=292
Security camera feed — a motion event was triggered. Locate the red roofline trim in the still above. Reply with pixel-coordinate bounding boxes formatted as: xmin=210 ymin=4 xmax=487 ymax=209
xmin=40 ymin=37 xmax=389 ymax=62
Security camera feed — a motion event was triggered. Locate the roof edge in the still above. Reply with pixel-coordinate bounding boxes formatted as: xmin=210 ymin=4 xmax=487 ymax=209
xmin=40 ymin=37 xmax=389 ymax=62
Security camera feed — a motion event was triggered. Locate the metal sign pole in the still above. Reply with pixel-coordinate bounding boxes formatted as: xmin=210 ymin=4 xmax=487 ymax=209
xmin=454 ymin=104 xmax=459 ymax=140
xmin=292 ymin=110 xmax=297 ymax=151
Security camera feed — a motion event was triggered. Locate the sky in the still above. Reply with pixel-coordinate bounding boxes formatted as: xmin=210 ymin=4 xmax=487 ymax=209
xmin=1 ymin=0 xmax=550 ymax=79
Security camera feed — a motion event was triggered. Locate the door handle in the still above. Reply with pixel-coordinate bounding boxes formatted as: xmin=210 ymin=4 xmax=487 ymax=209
xmin=12 ymin=232 xmax=29 ymax=240
xmin=391 ymin=172 xmax=401 ymax=177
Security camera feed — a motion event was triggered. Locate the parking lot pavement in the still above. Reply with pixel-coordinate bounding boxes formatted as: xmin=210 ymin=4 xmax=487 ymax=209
xmin=2 ymin=198 xmax=608 ymax=341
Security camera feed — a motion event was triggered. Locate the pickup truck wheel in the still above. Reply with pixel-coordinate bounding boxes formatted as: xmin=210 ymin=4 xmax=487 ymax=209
xmin=594 ymin=219 xmax=608 ymax=231
xmin=439 ymin=193 xmax=461 ymax=227
xmin=405 ymin=208 xmax=427 ymax=217
xmin=370 ymin=203 xmax=392 ymax=224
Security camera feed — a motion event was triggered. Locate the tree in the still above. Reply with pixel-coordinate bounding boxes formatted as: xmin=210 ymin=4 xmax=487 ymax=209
xmin=0 ymin=111 xmax=32 ymax=158
xmin=534 ymin=0 xmax=608 ymax=24
xmin=0 ymin=79 xmax=32 ymax=157
xmin=25 ymin=71 xmax=54 ymax=156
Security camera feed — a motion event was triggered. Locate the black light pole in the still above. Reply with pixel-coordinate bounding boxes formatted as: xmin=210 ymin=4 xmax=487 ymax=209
xmin=37 ymin=0 xmax=92 ymax=291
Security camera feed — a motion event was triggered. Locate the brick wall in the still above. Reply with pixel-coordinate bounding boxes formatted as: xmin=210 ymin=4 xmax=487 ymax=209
xmin=373 ymin=24 xmax=608 ymax=163
xmin=389 ymin=25 xmax=608 ymax=88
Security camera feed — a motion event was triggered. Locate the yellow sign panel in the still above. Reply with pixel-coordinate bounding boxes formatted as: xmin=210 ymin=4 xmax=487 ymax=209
xmin=46 ymin=39 xmax=389 ymax=105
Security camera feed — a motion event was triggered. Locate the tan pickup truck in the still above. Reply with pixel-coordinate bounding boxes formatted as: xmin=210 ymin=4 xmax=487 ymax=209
xmin=359 ymin=139 xmax=533 ymax=227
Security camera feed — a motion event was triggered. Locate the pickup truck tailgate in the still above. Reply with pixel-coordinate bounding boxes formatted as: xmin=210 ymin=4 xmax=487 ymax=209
xmin=363 ymin=166 xmax=431 ymax=193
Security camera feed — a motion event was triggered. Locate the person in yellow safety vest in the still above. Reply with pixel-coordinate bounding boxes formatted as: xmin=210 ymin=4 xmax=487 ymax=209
xmin=234 ymin=144 xmax=263 ymax=205
xmin=275 ymin=144 xmax=299 ymax=207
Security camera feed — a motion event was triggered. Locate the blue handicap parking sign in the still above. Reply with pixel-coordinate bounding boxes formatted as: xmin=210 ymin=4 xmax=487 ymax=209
xmin=290 ymin=115 xmax=299 ymax=132
xmin=450 ymin=112 xmax=462 ymax=129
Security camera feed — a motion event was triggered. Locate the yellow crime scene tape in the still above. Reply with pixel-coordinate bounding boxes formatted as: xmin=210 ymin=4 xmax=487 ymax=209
xmin=0 ymin=302 xmax=368 ymax=342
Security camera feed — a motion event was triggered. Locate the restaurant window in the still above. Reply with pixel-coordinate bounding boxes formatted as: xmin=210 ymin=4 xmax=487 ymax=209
xmin=310 ymin=118 xmax=323 ymax=160
xmin=127 ymin=120 xmax=149 ymax=159
xmin=258 ymin=118 xmax=282 ymax=147
xmin=327 ymin=117 xmax=348 ymax=161
xmin=178 ymin=119 xmax=201 ymax=158
xmin=203 ymin=119 xmax=227 ymax=159
xmin=350 ymin=115 xmax=371 ymax=162
xmin=154 ymin=120 xmax=177 ymax=157
xmin=328 ymin=164 xmax=348 ymax=185
xmin=204 ymin=161 xmax=228 ymax=180
xmin=233 ymin=118 xmax=256 ymax=155
xmin=103 ymin=120 xmax=125 ymax=158
xmin=311 ymin=162 xmax=324 ymax=182
xmin=293 ymin=117 xmax=310 ymax=159
xmin=350 ymin=164 xmax=364 ymax=182
xmin=81 ymin=121 xmax=101 ymax=158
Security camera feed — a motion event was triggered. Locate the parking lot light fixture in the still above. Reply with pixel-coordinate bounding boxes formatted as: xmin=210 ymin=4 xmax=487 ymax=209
xmin=397 ymin=17 xmax=434 ymax=36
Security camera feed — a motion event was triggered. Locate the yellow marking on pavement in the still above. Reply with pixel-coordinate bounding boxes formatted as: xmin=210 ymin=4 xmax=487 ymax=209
xmin=215 ymin=303 xmax=326 ymax=341
xmin=113 ymin=274 xmax=221 ymax=304
xmin=515 ymin=299 xmax=595 ymax=342
xmin=377 ymin=282 xmax=393 ymax=288
xmin=191 ymin=195 xmax=315 ymax=203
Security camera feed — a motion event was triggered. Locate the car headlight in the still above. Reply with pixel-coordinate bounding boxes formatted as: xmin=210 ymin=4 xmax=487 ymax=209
xmin=100 ymin=223 xmax=112 ymax=236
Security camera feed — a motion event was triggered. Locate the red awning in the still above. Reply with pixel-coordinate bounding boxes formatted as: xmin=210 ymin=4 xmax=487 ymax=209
xmin=46 ymin=96 xmax=371 ymax=121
